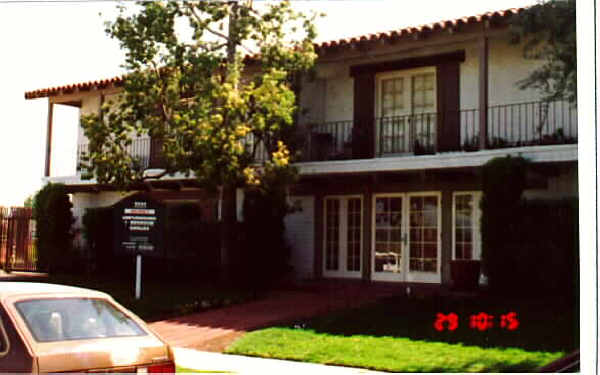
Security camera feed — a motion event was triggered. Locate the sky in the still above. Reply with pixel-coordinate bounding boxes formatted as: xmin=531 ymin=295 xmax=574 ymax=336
xmin=0 ymin=0 xmax=573 ymax=206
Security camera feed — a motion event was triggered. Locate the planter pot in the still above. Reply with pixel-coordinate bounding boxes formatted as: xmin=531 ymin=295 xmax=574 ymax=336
xmin=450 ymin=260 xmax=481 ymax=291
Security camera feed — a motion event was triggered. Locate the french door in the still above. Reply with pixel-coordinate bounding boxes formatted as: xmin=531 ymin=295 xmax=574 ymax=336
xmin=372 ymin=192 xmax=441 ymax=283
xmin=375 ymin=67 xmax=437 ymax=155
xmin=323 ymin=196 xmax=363 ymax=278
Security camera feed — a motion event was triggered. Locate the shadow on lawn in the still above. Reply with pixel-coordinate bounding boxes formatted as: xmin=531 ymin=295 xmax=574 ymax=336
xmin=287 ymin=294 xmax=578 ymax=353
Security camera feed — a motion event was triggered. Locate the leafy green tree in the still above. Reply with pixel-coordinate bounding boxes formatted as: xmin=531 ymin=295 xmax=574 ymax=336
xmin=32 ymin=183 xmax=74 ymax=273
xmin=23 ymin=194 xmax=34 ymax=208
xmin=509 ymin=0 xmax=576 ymax=103
xmin=80 ymin=1 xmax=319 ymax=278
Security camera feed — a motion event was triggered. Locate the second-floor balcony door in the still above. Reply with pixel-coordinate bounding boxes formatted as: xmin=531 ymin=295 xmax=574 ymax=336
xmin=323 ymin=196 xmax=363 ymax=279
xmin=376 ymin=67 xmax=437 ymax=155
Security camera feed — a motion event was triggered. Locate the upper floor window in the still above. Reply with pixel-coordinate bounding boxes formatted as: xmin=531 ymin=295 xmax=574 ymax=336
xmin=376 ymin=67 xmax=437 ymax=154
xmin=376 ymin=67 xmax=436 ymax=118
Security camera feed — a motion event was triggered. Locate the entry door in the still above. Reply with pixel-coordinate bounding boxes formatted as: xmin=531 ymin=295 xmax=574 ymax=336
xmin=372 ymin=192 xmax=441 ymax=283
xmin=323 ymin=196 xmax=362 ymax=278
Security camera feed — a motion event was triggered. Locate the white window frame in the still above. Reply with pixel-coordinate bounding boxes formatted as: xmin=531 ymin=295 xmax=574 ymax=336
xmin=371 ymin=191 xmax=442 ymax=283
xmin=375 ymin=66 xmax=438 ymax=118
xmin=323 ymin=195 xmax=363 ymax=278
xmin=452 ymin=191 xmax=483 ymax=261
xmin=375 ymin=67 xmax=438 ymax=156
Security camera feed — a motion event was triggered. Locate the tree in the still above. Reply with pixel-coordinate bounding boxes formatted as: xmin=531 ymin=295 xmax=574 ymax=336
xmin=32 ymin=183 xmax=74 ymax=273
xmin=23 ymin=194 xmax=34 ymax=208
xmin=509 ymin=0 xmax=576 ymax=103
xmin=80 ymin=1 xmax=319 ymax=278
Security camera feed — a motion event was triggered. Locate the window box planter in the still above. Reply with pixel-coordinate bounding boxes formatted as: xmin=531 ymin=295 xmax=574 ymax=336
xmin=450 ymin=260 xmax=481 ymax=290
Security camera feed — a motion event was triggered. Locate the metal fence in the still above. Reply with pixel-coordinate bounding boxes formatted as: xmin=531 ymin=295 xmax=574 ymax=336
xmin=77 ymin=137 xmax=164 ymax=172
xmin=75 ymin=100 xmax=577 ymax=165
xmin=0 ymin=207 xmax=37 ymax=272
xmin=301 ymin=99 xmax=577 ymax=160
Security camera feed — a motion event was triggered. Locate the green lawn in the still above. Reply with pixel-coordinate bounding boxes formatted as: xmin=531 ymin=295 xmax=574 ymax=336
xmin=226 ymin=294 xmax=578 ymax=373
xmin=17 ymin=274 xmax=255 ymax=321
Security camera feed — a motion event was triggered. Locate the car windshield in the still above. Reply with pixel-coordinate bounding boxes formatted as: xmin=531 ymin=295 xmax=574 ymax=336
xmin=15 ymin=298 xmax=146 ymax=342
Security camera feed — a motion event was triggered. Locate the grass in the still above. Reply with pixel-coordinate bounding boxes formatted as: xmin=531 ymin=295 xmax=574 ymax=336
xmin=226 ymin=294 xmax=578 ymax=373
xmin=16 ymin=274 xmax=255 ymax=321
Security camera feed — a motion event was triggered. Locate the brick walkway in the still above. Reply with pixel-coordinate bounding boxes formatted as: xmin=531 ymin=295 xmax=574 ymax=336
xmin=148 ymin=281 xmax=409 ymax=352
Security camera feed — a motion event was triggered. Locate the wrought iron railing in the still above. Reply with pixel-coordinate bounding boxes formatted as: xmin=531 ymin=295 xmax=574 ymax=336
xmin=75 ymin=100 xmax=577 ymax=168
xmin=301 ymin=99 xmax=577 ymax=161
xmin=486 ymin=100 xmax=577 ymax=149
xmin=77 ymin=137 xmax=164 ymax=172
xmin=302 ymin=120 xmax=354 ymax=161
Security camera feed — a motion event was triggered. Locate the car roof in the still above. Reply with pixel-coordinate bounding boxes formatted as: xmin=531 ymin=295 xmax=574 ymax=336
xmin=0 ymin=282 xmax=110 ymax=299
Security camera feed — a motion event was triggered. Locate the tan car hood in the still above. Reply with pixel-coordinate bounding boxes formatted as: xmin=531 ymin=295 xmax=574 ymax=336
xmin=34 ymin=335 xmax=169 ymax=373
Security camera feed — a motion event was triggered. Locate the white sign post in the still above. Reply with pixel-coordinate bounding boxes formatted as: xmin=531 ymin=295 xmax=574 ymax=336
xmin=135 ymin=254 xmax=142 ymax=300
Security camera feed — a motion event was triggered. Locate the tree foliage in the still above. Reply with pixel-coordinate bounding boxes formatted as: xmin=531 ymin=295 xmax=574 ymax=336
xmin=509 ymin=0 xmax=576 ymax=103
xmin=80 ymin=1 xmax=319 ymax=192
xmin=480 ymin=156 xmax=528 ymax=293
xmin=32 ymin=183 xmax=74 ymax=273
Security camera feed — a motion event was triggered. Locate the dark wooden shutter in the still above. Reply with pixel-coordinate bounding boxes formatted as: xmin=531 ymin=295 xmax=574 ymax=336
xmin=353 ymin=73 xmax=375 ymax=158
xmin=436 ymin=62 xmax=460 ymax=152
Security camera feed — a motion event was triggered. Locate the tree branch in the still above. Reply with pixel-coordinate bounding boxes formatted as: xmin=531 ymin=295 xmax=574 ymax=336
xmin=187 ymin=3 xmax=231 ymax=42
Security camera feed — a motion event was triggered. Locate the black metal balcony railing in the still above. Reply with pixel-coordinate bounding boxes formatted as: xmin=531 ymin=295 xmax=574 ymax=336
xmin=304 ymin=120 xmax=354 ymax=161
xmin=75 ymin=100 xmax=577 ymax=169
xmin=77 ymin=137 xmax=165 ymax=172
xmin=302 ymin=99 xmax=577 ymax=161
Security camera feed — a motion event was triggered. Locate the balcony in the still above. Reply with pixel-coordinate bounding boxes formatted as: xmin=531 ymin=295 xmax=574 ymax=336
xmin=77 ymin=137 xmax=166 ymax=172
xmin=76 ymin=100 xmax=577 ymax=172
xmin=301 ymin=100 xmax=577 ymax=161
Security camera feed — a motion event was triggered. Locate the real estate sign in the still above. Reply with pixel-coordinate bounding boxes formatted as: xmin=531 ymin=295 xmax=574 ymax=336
xmin=114 ymin=193 xmax=165 ymax=257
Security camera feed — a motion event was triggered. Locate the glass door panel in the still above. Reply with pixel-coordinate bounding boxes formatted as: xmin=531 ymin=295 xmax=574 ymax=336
xmin=411 ymin=73 xmax=437 ymax=151
xmin=379 ymin=77 xmax=410 ymax=154
xmin=407 ymin=194 xmax=440 ymax=282
xmin=372 ymin=193 xmax=441 ymax=283
xmin=373 ymin=196 xmax=404 ymax=278
xmin=324 ymin=196 xmax=362 ymax=278
xmin=324 ymin=198 xmax=339 ymax=271
xmin=346 ymin=198 xmax=362 ymax=272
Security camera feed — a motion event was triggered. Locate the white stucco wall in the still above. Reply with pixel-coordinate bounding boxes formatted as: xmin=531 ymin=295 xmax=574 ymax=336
xmin=70 ymin=190 xmax=133 ymax=248
xmin=71 ymin=191 xmax=132 ymax=226
xmin=77 ymin=91 xmax=121 ymax=146
xmin=284 ymin=195 xmax=315 ymax=279
xmin=296 ymin=30 xmax=575 ymax=150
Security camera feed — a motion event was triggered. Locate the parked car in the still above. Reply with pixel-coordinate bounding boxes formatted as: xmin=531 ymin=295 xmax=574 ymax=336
xmin=0 ymin=282 xmax=175 ymax=373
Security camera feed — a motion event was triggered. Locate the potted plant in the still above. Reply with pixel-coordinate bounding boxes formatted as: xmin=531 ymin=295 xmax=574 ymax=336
xmin=413 ymin=138 xmax=435 ymax=155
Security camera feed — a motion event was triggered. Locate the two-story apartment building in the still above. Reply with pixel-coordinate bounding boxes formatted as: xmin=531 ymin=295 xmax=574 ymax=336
xmin=25 ymin=7 xmax=577 ymax=286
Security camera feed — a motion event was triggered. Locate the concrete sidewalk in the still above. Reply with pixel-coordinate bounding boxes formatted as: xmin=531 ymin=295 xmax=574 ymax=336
xmin=173 ymin=347 xmax=387 ymax=374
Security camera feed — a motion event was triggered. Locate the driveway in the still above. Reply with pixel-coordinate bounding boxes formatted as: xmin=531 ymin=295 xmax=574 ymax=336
xmin=148 ymin=281 xmax=406 ymax=352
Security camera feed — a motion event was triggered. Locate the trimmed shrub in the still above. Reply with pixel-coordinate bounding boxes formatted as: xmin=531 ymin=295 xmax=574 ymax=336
xmin=481 ymin=156 xmax=578 ymax=296
xmin=32 ymin=183 xmax=75 ymax=273
xmin=480 ymin=156 xmax=528 ymax=292
xmin=239 ymin=188 xmax=292 ymax=289
xmin=161 ymin=203 xmax=220 ymax=280
xmin=82 ymin=206 xmax=115 ymax=275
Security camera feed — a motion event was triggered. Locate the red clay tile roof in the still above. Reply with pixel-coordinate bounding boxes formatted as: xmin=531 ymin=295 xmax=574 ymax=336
xmin=24 ymin=7 xmax=524 ymax=100
xmin=25 ymin=76 xmax=125 ymax=100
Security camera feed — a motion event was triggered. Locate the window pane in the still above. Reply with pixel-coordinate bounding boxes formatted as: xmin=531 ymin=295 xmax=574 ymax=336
xmin=15 ymin=298 xmax=145 ymax=342
xmin=454 ymin=194 xmax=480 ymax=261
xmin=409 ymin=195 xmax=438 ymax=273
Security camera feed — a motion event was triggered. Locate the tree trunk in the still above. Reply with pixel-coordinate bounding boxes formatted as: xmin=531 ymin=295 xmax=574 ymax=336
xmin=219 ymin=187 xmax=237 ymax=284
